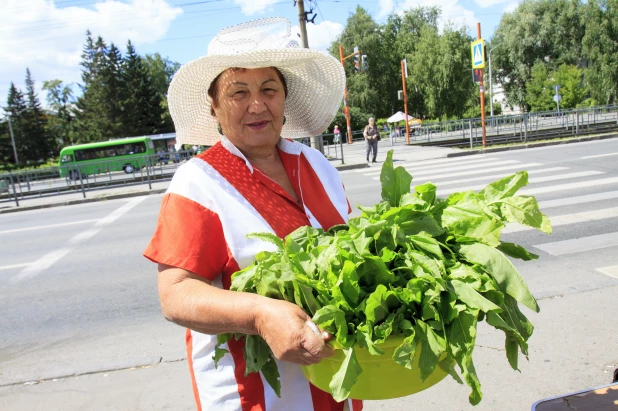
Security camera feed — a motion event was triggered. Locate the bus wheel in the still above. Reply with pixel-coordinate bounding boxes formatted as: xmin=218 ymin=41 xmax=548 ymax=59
xmin=69 ymin=170 xmax=79 ymax=181
xmin=124 ymin=164 xmax=135 ymax=174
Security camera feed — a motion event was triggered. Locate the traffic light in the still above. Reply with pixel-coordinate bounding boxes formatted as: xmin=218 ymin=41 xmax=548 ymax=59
xmin=362 ymin=54 xmax=368 ymax=72
xmin=353 ymin=46 xmax=360 ymax=73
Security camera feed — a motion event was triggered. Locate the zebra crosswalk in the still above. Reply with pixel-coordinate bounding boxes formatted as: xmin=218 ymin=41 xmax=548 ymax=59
xmin=352 ymin=153 xmax=618 ymax=276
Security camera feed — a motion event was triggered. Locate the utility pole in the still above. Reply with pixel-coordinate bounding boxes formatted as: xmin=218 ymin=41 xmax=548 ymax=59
xmin=488 ymin=43 xmax=501 ymax=118
xmin=339 ymin=45 xmax=353 ymax=144
xmin=477 ymin=23 xmax=487 ymax=148
xmin=401 ymin=59 xmax=410 ymax=144
xmin=296 ymin=0 xmax=309 ymax=48
xmin=7 ymin=114 xmax=19 ymax=165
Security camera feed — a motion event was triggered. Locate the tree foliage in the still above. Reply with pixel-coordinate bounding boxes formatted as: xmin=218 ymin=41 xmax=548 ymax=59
xmin=491 ymin=0 xmax=585 ymax=110
xmin=329 ymin=7 xmax=477 ymax=127
xmin=582 ymin=0 xmax=618 ymax=104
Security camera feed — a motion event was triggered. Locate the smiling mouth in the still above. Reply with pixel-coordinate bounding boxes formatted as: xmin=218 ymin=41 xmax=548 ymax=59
xmin=246 ymin=120 xmax=269 ymax=129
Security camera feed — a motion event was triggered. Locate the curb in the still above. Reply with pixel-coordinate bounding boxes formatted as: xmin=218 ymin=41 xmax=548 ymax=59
xmin=335 ymin=162 xmax=369 ymax=171
xmin=446 ymin=132 xmax=618 ymax=157
xmin=0 ymin=189 xmax=167 ymax=214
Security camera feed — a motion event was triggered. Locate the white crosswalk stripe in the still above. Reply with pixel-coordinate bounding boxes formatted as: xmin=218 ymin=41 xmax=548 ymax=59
xmin=352 ymin=154 xmax=500 ymax=173
xmin=370 ymin=163 xmax=553 ymax=182
xmin=362 ymin=157 xmax=509 ymax=176
xmin=502 ymin=206 xmax=618 ymax=233
xmin=533 ymin=232 xmax=618 ymax=256
xmin=407 ymin=167 xmax=570 ymax=187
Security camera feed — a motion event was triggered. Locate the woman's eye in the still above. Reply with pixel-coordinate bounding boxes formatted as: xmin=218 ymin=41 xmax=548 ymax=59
xmin=233 ymin=90 xmax=246 ymax=97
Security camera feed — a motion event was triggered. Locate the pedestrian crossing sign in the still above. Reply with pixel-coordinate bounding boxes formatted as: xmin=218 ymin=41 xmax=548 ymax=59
xmin=471 ymin=39 xmax=485 ymax=69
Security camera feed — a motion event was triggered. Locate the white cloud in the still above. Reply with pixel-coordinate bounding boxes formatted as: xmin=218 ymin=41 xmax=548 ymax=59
xmin=378 ymin=0 xmax=395 ymax=19
xmin=231 ymin=0 xmax=280 ymax=15
xmin=0 ymin=0 xmax=182 ymax=107
xmin=504 ymin=1 xmax=520 ymax=12
xmin=401 ymin=0 xmax=477 ymax=32
xmin=474 ymin=0 xmax=509 ymax=8
xmin=292 ymin=21 xmax=344 ymax=51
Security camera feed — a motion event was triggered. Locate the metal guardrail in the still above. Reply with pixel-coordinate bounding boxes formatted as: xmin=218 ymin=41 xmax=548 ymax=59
xmin=0 ymin=151 xmax=196 ymax=205
xmin=387 ymin=104 xmax=618 ymax=148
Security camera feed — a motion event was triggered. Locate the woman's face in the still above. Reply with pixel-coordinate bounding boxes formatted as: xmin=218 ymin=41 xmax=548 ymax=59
xmin=212 ymin=67 xmax=286 ymax=156
xmin=369 ymin=118 xmax=375 ymax=126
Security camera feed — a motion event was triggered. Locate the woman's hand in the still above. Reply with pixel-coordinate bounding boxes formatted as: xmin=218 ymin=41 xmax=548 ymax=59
xmin=255 ymin=298 xmax=334 ymax=365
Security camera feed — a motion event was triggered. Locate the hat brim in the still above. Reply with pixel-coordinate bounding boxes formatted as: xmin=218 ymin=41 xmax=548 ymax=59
xmin=167 ymin=48 xmax=345 ymax=147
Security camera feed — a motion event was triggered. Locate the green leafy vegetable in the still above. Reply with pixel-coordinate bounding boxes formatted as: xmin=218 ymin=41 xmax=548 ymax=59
xmin=213 ymin=150 xmax=550 ymax=404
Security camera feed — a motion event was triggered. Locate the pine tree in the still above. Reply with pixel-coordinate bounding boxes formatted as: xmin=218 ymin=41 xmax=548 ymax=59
xmin=73 ymin=34 xmax=109 ymax=143
xmin=5 ymin=83 xmax=27 ymax=164
xmin=23 ymin=68 xmax=52 ymax=161
xmin=121 ymin=40 xmax=164 ymax=136
xmin=100 ymin=42 xmax=124 ymax=137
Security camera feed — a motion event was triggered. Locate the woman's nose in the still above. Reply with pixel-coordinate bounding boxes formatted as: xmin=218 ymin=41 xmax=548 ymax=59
xmin=248 ymin=94 xmax=267 ymax=113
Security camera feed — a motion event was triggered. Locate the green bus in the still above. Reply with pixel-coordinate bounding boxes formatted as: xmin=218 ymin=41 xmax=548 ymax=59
xmin=58 ymin=137 xmax=156 ymax=180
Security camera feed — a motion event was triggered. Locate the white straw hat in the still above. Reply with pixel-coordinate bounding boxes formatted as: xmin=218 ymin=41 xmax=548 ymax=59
xmin=167 ymin=17 xmax=346 ymax=148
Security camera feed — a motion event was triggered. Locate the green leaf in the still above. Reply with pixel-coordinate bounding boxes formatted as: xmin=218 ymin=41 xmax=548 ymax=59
xmin=261 ymin=356 xmax=281 ymax=397
xmin=497 ymin=242 xmax=539 ymax=261
xmin=213 ymin=333 xmax=231 ymax=367
xmin=313 ymin=305 xmax=351 ymax=347
xmin=415 ymin=182 xmax=437 ymax=206
xmin=363 ymin=284 xmax=401 ymax=324
xmin=329 ymin=348 xmax=363 ymax=402
xmin=458 ymin=243 xmax=539 ymax=313
xmin=495 ymin=196 xmax=553 ymax=234
xmin=247 ymin=232 xmax=284 ymax=250
xmin=380 ymin=150 xmax=412 ymax=207
xmin=243 ymin=335 xmax=271 ymax=375
xmin=415 ymin=320 xmax=447 ymax=381
xmin=447 ymin=308 xmax=483 ymax=405
xmin=442 ymin=193 xmax=504 ymax=247
xmin=480 ymin=171 xmax=528 ymax=202
xmin=392 ymin=333 xmax=417 ymax=369
xmin=450 ymin=280 xmax=502 ymax=313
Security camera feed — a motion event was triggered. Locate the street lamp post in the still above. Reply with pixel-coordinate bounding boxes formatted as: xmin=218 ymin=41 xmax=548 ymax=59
xmin=488 ymin=43 xmax=501 ymax=118
xmin=6 ymin=114 xmax=19 ymax=165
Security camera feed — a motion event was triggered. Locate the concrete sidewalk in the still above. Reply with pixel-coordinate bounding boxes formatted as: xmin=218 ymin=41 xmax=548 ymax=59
xmin=0 ymin=143 xmax=459 ymax=214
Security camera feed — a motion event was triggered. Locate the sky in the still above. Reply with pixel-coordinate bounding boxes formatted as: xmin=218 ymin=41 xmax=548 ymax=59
xmin=0 ymin=0 xmax=520 ymax=110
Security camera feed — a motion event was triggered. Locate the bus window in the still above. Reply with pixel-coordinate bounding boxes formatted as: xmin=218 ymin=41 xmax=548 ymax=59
xmin=61 ymin=154 xmax=74 ymax=163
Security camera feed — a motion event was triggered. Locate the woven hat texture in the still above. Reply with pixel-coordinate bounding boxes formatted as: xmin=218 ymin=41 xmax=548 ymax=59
xmin=167 ymin=17 xmax=346 ymax=147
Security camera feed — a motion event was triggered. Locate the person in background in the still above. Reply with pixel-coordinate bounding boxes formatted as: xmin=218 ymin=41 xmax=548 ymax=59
xmin=143 ymin=17 xmax=361 ymax=411
xmin=363 ymin=117 xmax=380 ymax=164
xmin=333 ymin=124 xmax=341 ymax=144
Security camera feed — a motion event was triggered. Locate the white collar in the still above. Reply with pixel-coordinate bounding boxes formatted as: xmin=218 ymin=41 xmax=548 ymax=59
xmin=219 ymin=136 xmax=304 ymax=173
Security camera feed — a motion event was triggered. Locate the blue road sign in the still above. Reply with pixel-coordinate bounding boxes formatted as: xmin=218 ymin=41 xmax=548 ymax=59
xmin=471 ymin=39 xmax=485 ymax=69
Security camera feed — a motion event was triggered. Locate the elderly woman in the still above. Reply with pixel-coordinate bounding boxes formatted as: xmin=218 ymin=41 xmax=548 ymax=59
xmin=144 ymin=18 xmax=362 ymax=411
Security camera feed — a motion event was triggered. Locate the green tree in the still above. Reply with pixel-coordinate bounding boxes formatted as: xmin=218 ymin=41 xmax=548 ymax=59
xmin=525 ymin=63 xmax=555 ymax=111
xmin=42 ymin=79 xmax=75 ymax=146
xmin=491 ymin=0 xmax=585 ymax=110
xmin=100 ymin=42 xmax=125 ymax=137
xmin=526 ymin=63 xmax=586 ymax=111
xmin=5 ymin=83 xmax=28 ymax=165
xmin=329 ymin=7 xmax=383 ymax=116
xmin=407 ymin=24 xmax=475 ymax=119
xmin=582 ymin=0 xmax=618 ymax=104
xmin=73 ymin=33 xmax=108 ymax=143
xmin=121 ymin=40 xmax=164 ymax=136
xmin=142 ymin=53 xmax=180 ymax=133
xmin=23 ymin=69 xmax=53 ymax=161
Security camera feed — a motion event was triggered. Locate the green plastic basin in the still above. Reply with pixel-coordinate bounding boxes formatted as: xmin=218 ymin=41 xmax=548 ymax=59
xmin=301 ymin=335 xmax=452 ymax=400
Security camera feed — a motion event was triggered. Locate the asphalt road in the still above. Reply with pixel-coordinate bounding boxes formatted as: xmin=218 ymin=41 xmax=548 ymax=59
xmin=1 ymin=139 xmax=617 ymax=410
